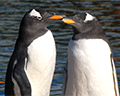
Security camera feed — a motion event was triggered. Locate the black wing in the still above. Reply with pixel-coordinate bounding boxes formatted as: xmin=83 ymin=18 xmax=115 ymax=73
xmin=12 ymin=58 xmax=31 ymax=96
xmin=5 ymin=52 xmax=15 ymax=95
xmin=5 ymin=51 xmax=31 ymax=96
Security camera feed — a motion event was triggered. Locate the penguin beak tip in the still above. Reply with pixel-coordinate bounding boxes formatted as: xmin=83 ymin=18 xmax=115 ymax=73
xmin=62 ymin=18 xmax=76 ymax=24
xmin=49 ymin=15 xmax=66 ymax=20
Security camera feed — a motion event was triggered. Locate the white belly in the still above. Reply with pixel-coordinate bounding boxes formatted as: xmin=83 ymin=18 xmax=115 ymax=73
xmin=65 ymin=39 xmax=116 ymax=96
xmin=26 ymin=30 xmax=56 ymax=96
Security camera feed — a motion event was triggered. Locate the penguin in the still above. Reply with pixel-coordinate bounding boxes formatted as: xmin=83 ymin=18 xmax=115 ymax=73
xmin=62 ymin=13 xmax=119 ymax=96
xmin=5 ymin=8 xmax=65 ymax=96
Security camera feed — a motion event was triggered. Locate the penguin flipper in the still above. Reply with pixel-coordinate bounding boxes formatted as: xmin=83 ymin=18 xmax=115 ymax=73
xmin=62 ymin=65 xmax=68 ymax=96
xmin=111 ymin=54 xmax=119 ymax=96
xmin=12 ymin=59 xmax=31 ymax=96
xmin=5 ymin=60 xmax=15 ymax=95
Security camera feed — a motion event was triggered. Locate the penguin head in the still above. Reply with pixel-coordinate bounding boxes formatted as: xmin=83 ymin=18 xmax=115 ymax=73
xmin=20 ymin=8 xmax=65 ymax=31
xmin=62 ymin=13 xmax=100 ymax=34
xmin=18 ymin=8 xmax=65 ymax=45
xmin=18 ymin=8 xmax=65 ymax=40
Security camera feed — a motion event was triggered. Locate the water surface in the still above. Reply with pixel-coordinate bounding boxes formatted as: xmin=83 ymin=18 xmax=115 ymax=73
xmin=0 ymin=0 xmax=120 ymax=95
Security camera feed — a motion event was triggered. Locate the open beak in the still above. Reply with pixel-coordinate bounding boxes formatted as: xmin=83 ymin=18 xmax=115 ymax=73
xmin=49 ymin=15 xmax=65 ymax=20
xmin=62 ymin=18 xmax=75 ymax=24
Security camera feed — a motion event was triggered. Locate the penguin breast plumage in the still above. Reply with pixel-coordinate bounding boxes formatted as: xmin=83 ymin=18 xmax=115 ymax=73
xmin=66 ymin=39 xmax=115 ymax=96
xmin=26 ymin=30 xmax=56 ymax=96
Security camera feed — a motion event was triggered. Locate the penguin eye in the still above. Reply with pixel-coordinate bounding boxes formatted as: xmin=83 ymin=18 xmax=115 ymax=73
xmin=37 ymin=17 xmax=42 ymax=20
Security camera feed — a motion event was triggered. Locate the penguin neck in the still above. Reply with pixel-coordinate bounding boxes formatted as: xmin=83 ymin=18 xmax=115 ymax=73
xmin=13 ymin=27 xmax=49 ymax=60
xmin=72 ymin=26 xmax=81 ymax=34
xmin=18 ymin=26 xmax=48 ymax=47
xmin=72 ymin=24 xmax=109 ymax=43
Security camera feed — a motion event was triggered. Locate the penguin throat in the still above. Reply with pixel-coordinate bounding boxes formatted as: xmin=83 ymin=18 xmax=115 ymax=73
xmin=19 ymin=27 xmax=48 ymax=47
xmin=72 ymin=26 xmax=81 ymax=34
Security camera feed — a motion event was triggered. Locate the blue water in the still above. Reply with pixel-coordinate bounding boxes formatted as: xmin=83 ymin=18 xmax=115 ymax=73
xmin=0 ymin=0 xmax=120 ymax=95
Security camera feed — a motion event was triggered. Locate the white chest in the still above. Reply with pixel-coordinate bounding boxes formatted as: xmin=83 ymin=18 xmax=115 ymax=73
xmin=68 ymin=39 xmax=111 ymax=65
xmin=66 ymin=39 xmax=115 ymax=96
xmin=25 ymin=30 xmax=56 ymax=96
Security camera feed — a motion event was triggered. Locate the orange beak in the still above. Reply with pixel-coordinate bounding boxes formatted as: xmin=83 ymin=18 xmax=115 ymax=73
xmin=49 ymin=15 xmax=65 ymax=19
xmin=62 ymin=18 xmax=75 ymax=24
xmin=0 ymin=81 xmax=4 ymax=84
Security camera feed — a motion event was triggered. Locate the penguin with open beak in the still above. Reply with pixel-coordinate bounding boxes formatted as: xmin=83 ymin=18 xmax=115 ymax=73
xmin=5 ymin=8 xmax=65 ymax=96
xmin=62 ymin=13 xmax=119 ymax=96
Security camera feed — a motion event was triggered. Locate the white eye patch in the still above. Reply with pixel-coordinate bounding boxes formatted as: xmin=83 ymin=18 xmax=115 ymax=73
xmin=84 ymin=13 xmax=95 ymax=22
xmin=29 ymin=9 xmax=42 ymax=18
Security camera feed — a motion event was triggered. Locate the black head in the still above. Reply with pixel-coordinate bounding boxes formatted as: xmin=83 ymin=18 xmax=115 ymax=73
xmin=63 ymin=13 xmax=99 ymax=34
xmin=20 ymin=8 xmax=64 ymax=35
xmin=62 ymin=12 xmax=108 ymax=41
xmin=18 ymin=8 xmax=64 ymax=46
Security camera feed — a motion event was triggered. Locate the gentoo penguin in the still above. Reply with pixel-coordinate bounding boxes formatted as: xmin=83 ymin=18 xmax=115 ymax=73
xmin=62 ymin=13 xmax=119 ymax=96
xmin=5 ymin=8 xmax=64 ymax=96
